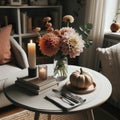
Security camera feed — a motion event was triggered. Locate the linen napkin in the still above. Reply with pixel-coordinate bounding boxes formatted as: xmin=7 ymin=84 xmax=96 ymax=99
xmin=45 ymin=92 xmax=85 ymax=111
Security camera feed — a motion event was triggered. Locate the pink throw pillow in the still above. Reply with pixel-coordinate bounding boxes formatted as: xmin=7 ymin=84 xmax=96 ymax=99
xmin=0 ymin=25 xmax=12 ymax=64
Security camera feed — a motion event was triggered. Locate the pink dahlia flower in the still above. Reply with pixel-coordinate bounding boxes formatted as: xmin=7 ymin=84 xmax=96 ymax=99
xmin=60 ymin=30 xmax=85 ymax=58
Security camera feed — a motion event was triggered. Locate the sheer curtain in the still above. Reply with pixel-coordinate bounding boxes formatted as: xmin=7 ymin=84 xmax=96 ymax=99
xmin=79 ymin=0 xmax=118 ymax=70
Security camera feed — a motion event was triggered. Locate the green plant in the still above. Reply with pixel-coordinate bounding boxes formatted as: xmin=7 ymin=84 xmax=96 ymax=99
xmin=78 ymin=23 xmax=93 ymax=48
xmin=114 ymin=8 xmax=120 ymax=22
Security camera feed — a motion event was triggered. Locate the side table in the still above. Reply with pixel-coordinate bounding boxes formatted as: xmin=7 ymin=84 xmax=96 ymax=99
xmin=4 ymin=64 xmax=112 ymax=120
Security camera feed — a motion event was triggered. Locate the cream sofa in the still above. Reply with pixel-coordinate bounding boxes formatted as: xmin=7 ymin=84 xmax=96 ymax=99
xmin=0 ymin=37 xmax=29 ymax=108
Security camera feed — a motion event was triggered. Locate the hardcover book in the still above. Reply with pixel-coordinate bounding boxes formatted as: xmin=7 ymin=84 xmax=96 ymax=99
xmin=15 ymin=81 xmax=57 ymax=95
xmin=16 ymin=76 xmax=57 ymax=90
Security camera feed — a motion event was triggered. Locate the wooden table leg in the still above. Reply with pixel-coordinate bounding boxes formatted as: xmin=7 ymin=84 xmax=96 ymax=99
xmin=87 ymin=109 xmax=95 ymax=120
xmin=34 ymin=112 xmax=40 ymax=120
xmin=90 ymin=109 xmax=95 ymax=120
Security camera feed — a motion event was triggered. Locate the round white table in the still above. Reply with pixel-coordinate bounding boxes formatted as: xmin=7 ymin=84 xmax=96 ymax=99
xmin=4 ymin=64 xmax=112 ymax=120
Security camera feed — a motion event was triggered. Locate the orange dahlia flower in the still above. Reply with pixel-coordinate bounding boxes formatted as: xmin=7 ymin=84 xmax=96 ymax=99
xmin=39 ymin=33 xmax=60 ymax=56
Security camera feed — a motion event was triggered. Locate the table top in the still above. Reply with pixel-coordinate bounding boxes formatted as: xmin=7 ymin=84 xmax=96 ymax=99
xmin=4 ymin=64 xmax=112 ymax=114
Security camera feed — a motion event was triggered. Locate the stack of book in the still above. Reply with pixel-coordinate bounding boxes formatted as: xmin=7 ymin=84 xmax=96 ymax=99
xmin=15 ymin=76 xmax=57 ymax=95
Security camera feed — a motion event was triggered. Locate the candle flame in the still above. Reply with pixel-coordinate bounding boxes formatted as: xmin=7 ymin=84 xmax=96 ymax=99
xmin=30 ymin=39 xmax=33 ymax=43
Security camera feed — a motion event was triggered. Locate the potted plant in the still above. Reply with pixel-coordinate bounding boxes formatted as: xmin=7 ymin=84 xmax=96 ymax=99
xmin=110 ymin=8 xmax=120 ymax=32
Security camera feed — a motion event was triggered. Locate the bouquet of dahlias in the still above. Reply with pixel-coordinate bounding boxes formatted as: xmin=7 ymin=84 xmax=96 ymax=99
xmin=33 ymin=15 xmax=93 ymax=80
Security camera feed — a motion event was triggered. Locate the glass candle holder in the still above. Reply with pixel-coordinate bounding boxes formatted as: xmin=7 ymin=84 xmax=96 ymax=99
xmin=38 ymin=65 xmax=47 ymax=80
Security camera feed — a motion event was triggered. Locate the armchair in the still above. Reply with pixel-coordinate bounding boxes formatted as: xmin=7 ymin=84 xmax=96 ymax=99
xmin=0 ymin=37 xmax=29 ymax=108
xmin=96 ymin=43 xmax=120 ymax=109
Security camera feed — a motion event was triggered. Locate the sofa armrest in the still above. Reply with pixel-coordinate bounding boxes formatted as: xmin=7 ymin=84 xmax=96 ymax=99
xmin=10 ymin=37 xmax=29 ymax=69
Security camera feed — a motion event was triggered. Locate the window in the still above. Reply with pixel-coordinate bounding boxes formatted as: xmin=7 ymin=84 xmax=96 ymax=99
xmin=104 ymin=0 xmax=119 ymax=32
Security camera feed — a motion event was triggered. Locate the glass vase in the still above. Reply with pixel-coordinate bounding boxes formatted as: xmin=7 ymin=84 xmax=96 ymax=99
xmin=53 ymin=55 xmax=68 ymax=81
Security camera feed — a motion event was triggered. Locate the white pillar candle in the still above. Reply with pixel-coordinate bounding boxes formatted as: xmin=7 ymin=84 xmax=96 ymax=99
xmin=28 ymin=40 xmax=36 ymax=68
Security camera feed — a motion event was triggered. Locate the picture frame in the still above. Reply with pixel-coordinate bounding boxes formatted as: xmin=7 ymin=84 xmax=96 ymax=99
xmin=10 ymin=0 xmax=22 ymax=5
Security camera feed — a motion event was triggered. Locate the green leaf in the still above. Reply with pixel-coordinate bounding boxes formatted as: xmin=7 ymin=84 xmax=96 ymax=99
xmin=86 ymin=23 xmax=93 ymax=29
xmin=78 ymin=23 xmax=93 ymax=48
xmin=84 ymin=39 xmax=93 ymax=48
xmin=116 ymin=12 xmax=120 ymax=15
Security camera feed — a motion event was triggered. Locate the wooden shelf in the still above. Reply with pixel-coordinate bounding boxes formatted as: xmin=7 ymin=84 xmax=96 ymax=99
xmin=0 ymin=5 xmax=62 ymax=64
xmin=0 ymin=5 xmax=62 ymax=45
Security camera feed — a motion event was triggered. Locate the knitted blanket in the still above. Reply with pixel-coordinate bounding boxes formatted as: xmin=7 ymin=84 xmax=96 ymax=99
xmin=97 ymin=43 xmax=120 ymax=108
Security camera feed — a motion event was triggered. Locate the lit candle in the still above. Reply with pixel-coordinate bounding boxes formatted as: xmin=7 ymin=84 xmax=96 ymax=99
xmin=28 ymin=40 xmax=36 ymax=68
xmin=38 ymin=65 xmax=47 ymax=80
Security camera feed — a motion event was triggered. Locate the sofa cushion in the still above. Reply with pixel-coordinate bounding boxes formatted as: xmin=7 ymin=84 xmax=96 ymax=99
xmin=0 ymin=64 xmax=28 ymax=92
xmin=0 ymin=64 xmax=28 ymax=108
xmin=0 ymin=64 xmax=21 ymax=91
xmin=0 ymin=25 xmax=12 ymax=64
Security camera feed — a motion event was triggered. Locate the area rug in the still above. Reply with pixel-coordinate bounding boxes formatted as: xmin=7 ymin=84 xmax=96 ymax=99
xmin=0 ymin=109 xmax=84 ymax=120
xmin=0 ymin=110 xmax=34 ymax=120
xmin=0 ymin=107 xmax=117 ymax=120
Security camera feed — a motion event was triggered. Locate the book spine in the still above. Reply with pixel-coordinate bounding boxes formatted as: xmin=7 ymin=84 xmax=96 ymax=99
xmin=15 ymin=78 xmax=57 ymax=91
xmin=15 ymin=82 xmax=39 ymax=95
xmin=27 ymin=16 xmax=32 ymax=33
xmin=4 ymin=16 xmax=8 ymax=26
xmin=16 ymin=76 xmax=57 ymax=90
xmin=15 ymin=81 xmax=57 ymax=95
xmin=16 ymin=79 xmax=39 ymax=90
xmin=22 ymin=12 xmax=27 ymax=34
